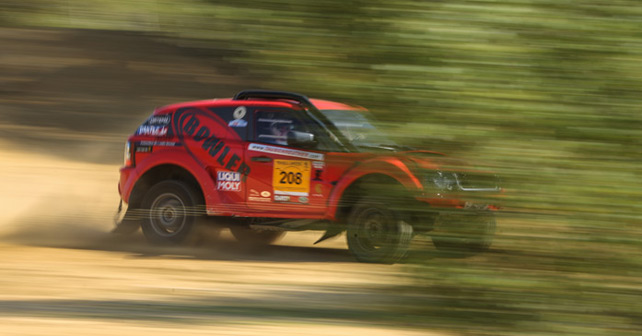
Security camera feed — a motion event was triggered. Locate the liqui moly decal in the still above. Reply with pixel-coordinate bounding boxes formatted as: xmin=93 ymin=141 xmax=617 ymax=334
xmin=217 ymin=171 xmax=242 ymax=192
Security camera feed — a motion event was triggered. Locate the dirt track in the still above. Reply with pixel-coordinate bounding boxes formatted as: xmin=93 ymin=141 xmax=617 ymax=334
xmin=0 ymin=144 xmax=442 ymax=336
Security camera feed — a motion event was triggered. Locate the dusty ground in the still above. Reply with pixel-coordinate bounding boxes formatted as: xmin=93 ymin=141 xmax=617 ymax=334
xmin=0 ymin=143 xmax=444 ymax=336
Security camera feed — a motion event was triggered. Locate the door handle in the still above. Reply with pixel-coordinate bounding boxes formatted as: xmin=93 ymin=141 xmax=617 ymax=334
xmin=251 ymin=156 xmax=273 ymax=163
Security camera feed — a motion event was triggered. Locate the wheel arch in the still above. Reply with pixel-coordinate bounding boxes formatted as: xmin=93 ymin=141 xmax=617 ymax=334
xmin=128 ymin=164 xmax=205 ymax=209
xmin=120 ymin=150 xmax=220 ymax=212
xmin=330 ymin=171 xmax=419 ymax=224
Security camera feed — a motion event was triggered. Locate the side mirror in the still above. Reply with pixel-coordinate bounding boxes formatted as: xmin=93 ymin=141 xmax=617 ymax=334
xmin=287 ymin=130 xmax=316 ymax=148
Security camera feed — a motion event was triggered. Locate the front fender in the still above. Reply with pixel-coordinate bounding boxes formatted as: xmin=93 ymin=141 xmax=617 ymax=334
xmin=326 ymin=157 xmax=423 ymax=220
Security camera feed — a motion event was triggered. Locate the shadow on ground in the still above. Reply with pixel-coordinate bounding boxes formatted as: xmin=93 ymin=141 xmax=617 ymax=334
xmin=0 ymin=217 xmax=358 ymax=264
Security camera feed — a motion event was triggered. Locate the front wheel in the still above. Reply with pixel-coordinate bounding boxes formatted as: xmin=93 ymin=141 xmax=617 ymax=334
xmin=347 ymin=197 xmax=413 ymax=264
xmin=141 ymin=180 xmax=203 ymax=245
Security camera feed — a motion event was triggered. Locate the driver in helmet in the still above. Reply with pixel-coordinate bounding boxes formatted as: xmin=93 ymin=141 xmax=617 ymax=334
xmin=270 ymin=120 xmax=291 ymax=145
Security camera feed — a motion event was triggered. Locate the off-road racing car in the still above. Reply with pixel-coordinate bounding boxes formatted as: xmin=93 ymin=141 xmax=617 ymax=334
xmin=115 ymin=90 xmax=501 ymax=263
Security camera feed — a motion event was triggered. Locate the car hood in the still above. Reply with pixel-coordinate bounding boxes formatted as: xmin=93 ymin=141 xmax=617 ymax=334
xmin=398 ymin=150 xmax=501 ymax=191
xmin=399 ymin=150 xmax=469 ymax=171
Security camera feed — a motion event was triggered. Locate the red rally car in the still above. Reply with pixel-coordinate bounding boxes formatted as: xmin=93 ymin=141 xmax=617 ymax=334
xmin=115 ymin=90 xmax=501 ymax=263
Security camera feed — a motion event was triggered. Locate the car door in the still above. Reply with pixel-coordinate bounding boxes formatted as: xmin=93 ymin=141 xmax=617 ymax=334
xmin=244 ymin=107 xmax=328 ymax=215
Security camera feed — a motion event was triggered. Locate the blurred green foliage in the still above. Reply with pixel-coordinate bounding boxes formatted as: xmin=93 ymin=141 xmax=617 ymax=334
xmin=2 ymin=0 xmax=641 ymax=334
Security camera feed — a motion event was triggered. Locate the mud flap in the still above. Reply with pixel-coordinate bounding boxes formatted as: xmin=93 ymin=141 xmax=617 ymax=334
xmin=112 ymin=199 xmax=141 ymax=235
xmin=314 ymin=224 xmax=344 ymax=245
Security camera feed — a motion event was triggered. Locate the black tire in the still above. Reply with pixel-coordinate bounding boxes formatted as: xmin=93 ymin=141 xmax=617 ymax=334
xmin=431 ymin=213 xmax=496 ymax=253
xmin=140 ymin=180 xmax=203 ymax=245
xmin=346 ymin=197 xmax=413 ymax=264
xmin=229 ymin=226 xmax=285 ymax=246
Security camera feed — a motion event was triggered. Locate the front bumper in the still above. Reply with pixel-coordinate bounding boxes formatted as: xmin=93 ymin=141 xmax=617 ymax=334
xmin=112 ymin=198 xmax=140 ymax=234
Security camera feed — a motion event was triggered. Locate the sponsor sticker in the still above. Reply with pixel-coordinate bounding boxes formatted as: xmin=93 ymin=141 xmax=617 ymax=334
xmin=228 ymin=119 xmax=247 ymax=127
xmin=136 ymin=125 xmax=168 ymax=136
xmin=273 ymin=160 xmax=311 ymax=196
xmin=299 ymin=196 xmax=309 ymax=204
xmin=135 ymin=146 xmax=152 ymax=153
xmin=148 ymin=115 xmax=171 ymax=125
xmin=138 ymin=141 xmax=178 ymax=147
xmin=217 ymin=171 xmax=241 ymax=192
xmin=248 ymin=196 xmax=271 ymax=203
xmin=249 ymin=143 xmax=324 ymax=161
xmin=314 ymin=184 xmax=323 ymax=194
xmin=233 ymin=106 xmax=247 ymax=119
xmin=229 ymin=106 xmax=248 ymax=127
xmin=274 ymin=195 xmax=290 ymax=202
xmin=260 ymin=191 xmax=271 ymax=198
xmin=464 ymin=202 xmax=489 ymax=210
xmin=312 ymin=161 xmax=325 ymax=169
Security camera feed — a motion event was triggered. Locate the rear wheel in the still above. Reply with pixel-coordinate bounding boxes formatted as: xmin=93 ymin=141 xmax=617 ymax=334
xmin=141 ymin=180 xmax=203 ymax=245
xmin=229 ymin=226 xmax=285 ymax=246
xmin=347 ymin=197 xmax=413 ymax=264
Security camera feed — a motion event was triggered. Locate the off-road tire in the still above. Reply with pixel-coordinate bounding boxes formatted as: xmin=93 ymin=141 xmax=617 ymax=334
xmin=346 ymin=197 xmax=413 ymax=264
xmin=140 ymin=180 xmax=203 ymax=245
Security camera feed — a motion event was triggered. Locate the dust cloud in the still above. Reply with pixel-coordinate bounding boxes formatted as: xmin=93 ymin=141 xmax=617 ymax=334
xmin=0 ymin=140 xmax=349 ymax=258
xmin=0 ymin=141 xmax=119 ymax=247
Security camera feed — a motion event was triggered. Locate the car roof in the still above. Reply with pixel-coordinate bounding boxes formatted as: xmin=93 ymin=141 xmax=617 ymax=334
xmin=155 ymin=97 xmax=366 ymax=113
xmin=309 ymin=99 xmax=367 ymax=111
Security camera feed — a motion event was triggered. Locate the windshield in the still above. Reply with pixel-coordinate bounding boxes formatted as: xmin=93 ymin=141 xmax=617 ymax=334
xmin=319 ymin=109 xmax=399 ymax=150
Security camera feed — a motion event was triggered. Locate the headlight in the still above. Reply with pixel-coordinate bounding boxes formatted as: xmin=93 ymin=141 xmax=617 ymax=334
xmin=426 ymin=171 xmax=458 ymax=192
xmin=124 ymin=141 xmax=132 ymax=167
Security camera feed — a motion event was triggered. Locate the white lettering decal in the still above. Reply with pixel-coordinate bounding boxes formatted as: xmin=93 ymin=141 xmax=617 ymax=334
xmin=137 ymin=125 xmax=168 ymax=136
xmin=248 ymin=143 xmax=324 ymax=161
xmin=248 ymin=196 xmax=271 ymax=203
xmin=274 ymin=195 xmax=290 ymax=202
xmin=217 ymin=181 xmax=241 ymax=192
xmin=217 ymin=171 xmax=242 ymax=191
xmin=274 ymin=190 xmax=309 ymax=196
xmin=148 ymin=115 xmax=171 ymax=125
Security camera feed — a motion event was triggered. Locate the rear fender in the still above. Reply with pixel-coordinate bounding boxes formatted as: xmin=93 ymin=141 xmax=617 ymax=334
xmin=120 ymin=148 xmax=219 ymax=209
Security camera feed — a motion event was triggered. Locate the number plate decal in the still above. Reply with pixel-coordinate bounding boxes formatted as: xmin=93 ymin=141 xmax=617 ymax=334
xmin=273 ymin=160 xmax=311 ymax=196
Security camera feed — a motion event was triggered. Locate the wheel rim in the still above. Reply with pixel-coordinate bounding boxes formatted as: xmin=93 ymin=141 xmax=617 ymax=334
xmin=149 ymin=192 xmax=187 ymax=237
xmin=354 ymin=208 xmax=391 ymax=253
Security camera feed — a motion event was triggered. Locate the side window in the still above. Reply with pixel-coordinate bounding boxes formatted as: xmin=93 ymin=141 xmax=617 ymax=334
xmin=255 ymin=110 xmax=307 ymax=146
xmin=207 ymin=106 xmax=249 ymax=140
xmin=253 ymin=108 xmax=343 ymax=151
